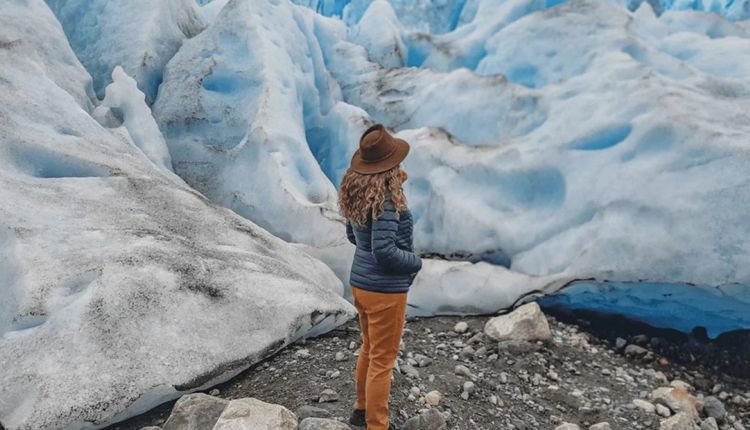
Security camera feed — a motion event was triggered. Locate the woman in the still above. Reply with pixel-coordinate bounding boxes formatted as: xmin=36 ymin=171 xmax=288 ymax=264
xmin=338 ymin=124 xmax=423 ymax=430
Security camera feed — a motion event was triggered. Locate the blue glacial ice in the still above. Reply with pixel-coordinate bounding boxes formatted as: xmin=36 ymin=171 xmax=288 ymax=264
xmin=539 ymin=282 xmax=750 ymax=338
xmin=45 ymin=0 xmax=206 ymax=103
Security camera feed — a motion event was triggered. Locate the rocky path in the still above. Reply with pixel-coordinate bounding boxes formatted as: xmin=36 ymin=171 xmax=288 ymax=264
xmin=112 ymin=304 xmax=749 ymax=430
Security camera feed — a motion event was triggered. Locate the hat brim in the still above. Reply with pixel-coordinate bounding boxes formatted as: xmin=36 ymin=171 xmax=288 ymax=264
xmin=349 ymin=137 xmax=410 ymax=175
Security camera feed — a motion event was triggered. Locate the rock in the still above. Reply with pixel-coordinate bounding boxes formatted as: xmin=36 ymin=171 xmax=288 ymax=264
xmin=670 ymin=380 xmax=693 ymax=391
xmin=625 ymin=344 xmax=649 ymax=357
xmin=484 ymin=302 xmax=552 ymax=342
xmin=454 ymin=365 xmax=474 ymax=378
xmin=659 ymin=413 xmax=699 ymax=430
xmin=209 ymin=389 xmax=220 ymax=396
xmin=425 ymin=390 xmax=442 ymax=406
xmin=140 ymin=427 xmax=162 ymax=430
xmin=401 ymin=363 xmax=421 ymax=378
xmin=334 ymin=351 xmax=348 ymax=362
xmin=463 ymin=381 xmax=476 ymax=394
xmin=296 ymin=406 xmax=332 ymax=421
xmin=633 ymin=399 xmax=656 ymax=413
xmin=702 ymin=396 xmax=726 ymax=422
xmin=454 ymin=322 xmax=469 ymax=334
xmin=414 ymin=354 xmax=433 ymax=367
xmin=657 ymin=404 xmax=672 ymax=417
xmin=299 ymin=417 xmax=351 ymax=430
xmin=162 ymin=393 xmax=228 ymax=430
xmin=590 ymin=423 xmax=611 ymax=430
xmin=615 ymin=337 xmax=627 ymax=350
xmin=555 ymin=423 xmax=581 ymax=430
xmin=318 ymin=389 xmax=339 ymax=403
xmin=652 ymin=387 xmax=699 ymax=418
xmin=402 ymin=409 xmax=447 ymax=430
xmin=701 ymin=418 xmax=719 ymax=430
xmin=633 ymin=334 xmax=650 ymax=345
xmin=213 ymin=398 xmax=297 ymax=430
xmin=295 ymin=349 xmax=312 ymax=359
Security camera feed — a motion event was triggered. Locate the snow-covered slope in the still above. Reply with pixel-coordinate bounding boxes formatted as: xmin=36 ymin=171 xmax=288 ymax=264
xmin=45 ymin=0 xmax=206 ymax=103
xmin=0 ymin=2 xmax=354 ymax=429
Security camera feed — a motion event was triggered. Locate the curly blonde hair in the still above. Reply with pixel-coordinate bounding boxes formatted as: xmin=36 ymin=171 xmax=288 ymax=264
xmin=338 ymin=166 xmax=407 ymax=226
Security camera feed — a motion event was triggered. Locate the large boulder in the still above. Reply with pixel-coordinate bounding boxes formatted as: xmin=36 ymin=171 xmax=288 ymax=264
xmin=162 ymin=394 xmax=228 ymax=430
xmin=0 ymin=2 xmax=354 ymax=429
xmin=659 ymin=413 xmax=699 ymax=430
xmin=484 ymin=302 xmax=552 ymax=342
xmin=652 ymin=387 xmax=700 ymax=418
xmin=212 ymin=398 xmax=297 ymax=430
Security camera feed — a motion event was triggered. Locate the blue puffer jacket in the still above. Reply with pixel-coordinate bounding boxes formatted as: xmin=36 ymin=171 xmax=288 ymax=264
xmin=346 ymin=197 xmax=423 ymax=293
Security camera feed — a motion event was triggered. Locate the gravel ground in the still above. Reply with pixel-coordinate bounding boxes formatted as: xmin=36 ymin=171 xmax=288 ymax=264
xmin=110 ymin=310 xmax=750 ymax=430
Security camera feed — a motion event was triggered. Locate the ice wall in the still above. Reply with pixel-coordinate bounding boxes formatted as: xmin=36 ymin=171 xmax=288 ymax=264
xmin=153 ymin=0 xmax=369 ymax=247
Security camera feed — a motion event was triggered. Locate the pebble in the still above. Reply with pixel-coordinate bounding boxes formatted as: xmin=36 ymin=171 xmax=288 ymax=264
xmin=454 ymin=321 xmax=469 ymax=334
xmin=401 ymin=363 xmax=420 ymax=379
xmin=656 ymin=404 xmax=672 ymax=417
xmin=295 ymin=349 xmax=311 ymax=359
xmin=625 ymin=344 xmax=649 ymax=357
xmin=209 ymin=388 xmax=220 ymax=396
xmin=454 ymin=364 xmax=473 ymax=378
xmin=702 ymin=396 xmax=726 ymax=422
xmin=633 ymin=399 xmax=657 ymax=413
xmin=402 ymin=409 xmax=447 ymax=430
xmin=424 ymin=390 xmax=441 ymax=406
xmin=615 ymin=337 xmax=627 ymax=350
xmin=414 ymin=354 xmax=433 ymax=367
xmin=701 ymin=418 xmax=719 ymax=430
xmin=589 ymin=423 xmax=611 ymax=430
xmin=318 ymin=389 xmax=338 ymax=403
xmin=334 ymin=351 xmax=347 ymax=362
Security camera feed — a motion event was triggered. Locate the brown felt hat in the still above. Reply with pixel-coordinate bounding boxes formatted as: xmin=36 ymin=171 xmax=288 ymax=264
xmin=350 ymin=124 xmax=410 ymax=175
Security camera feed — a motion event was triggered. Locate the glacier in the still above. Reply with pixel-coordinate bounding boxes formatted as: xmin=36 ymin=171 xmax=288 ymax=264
xmin=3 ymin=0 xmax=750 ymax=426
xmin=187 ymin=0 xmax=750 ymax=334
xmin=0 ymin=1 xmax=354 ymax=429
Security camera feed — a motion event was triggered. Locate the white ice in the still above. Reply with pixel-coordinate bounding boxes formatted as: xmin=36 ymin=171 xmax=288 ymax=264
xmin=0 ymin=2 xmax=354 ymax=429
xmin=94 ymin=67 xmax=174 ymax=172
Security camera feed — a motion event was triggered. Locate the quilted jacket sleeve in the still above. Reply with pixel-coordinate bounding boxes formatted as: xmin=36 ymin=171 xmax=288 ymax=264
xmin=371 ymin=198 xmax=422 ymax=274
xmin=346 ymin=221 xmax=357 ymax=245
